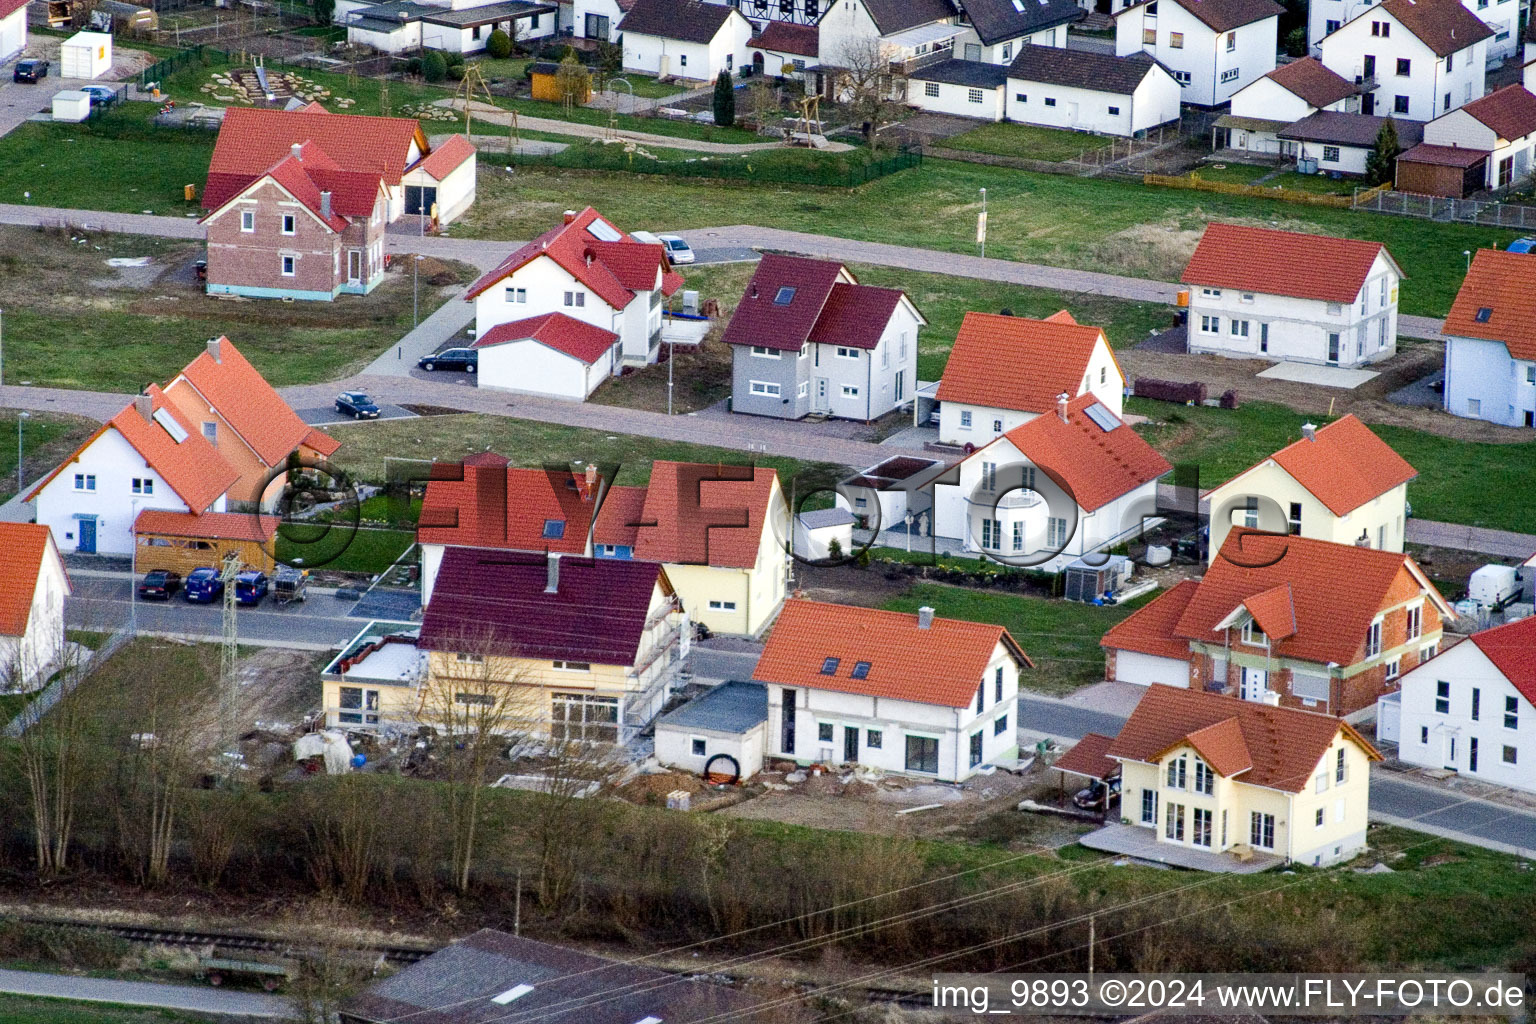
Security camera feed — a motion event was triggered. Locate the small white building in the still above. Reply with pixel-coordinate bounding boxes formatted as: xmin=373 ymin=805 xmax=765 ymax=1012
xmin=401 ymin=134 xmax=477 ymax=226
xmin=1218 ymin=57 xmax=1359 ymax=155
xmin=466 ymin=207 xmax=682 ymax=368
xmin=1114 ymin=0 xmax=1282 ymax=107
xmin=835 ymin=455 xmax=950 ymax=535
xmin=51 ymin=90 xmax=92 ymax=123
xmin=757 ymin=598 xmax=1033 ymax=781
xmin=619 ymin=0 xmax=755 ymax=80
xmin=906 ymin=60 xmax=1009 ymax=120
xmin=60 ymin=30 xmax=112 ymax=79
xmin=1416 ymin=85 xmax=1536 ymax=191
xmin=1004 ymin=45 xmax=1180 ymax=135
xmin=0 ymin=0 xmax=27 ymax=63
xmin=1310 ymin=0 xmax=1517 ymax=63
xmin=28 ymin=390 xmax=237 ymax=557
xmin=1316 ymin=0 xmax=1489 ymax=122
xmin=1393 ymin=617 xmax=1536 ymax=791
xmin=935 ymin=309 xmax=1124 ymax=448
xmin=654 ymin=681 xmax=768 ymax=780
xmin=932 ymin=393 xmax=1170 ymax=571
xmin=1276 ymin=111 xmax=1422 ymax=175
xmin=1440 ymin=248 xmax=1536 ymax=428
xmin=473 ymin=312 xmax=621 ymax=400
xmin=336 ymin=0 xmax=557 ymax=55
xmin=0 ymin=523 xmax=71 ymax=692
xmin=1182 ymin=223 xmax=1401 ymax=367
xmin=747 ymin=20 xmax=819 ymax=77
xmin=793 ymin=507 xmax=855 ymax=561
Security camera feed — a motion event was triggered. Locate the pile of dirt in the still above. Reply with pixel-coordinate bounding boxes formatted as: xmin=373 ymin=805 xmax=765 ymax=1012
xmin=618 ymin=770 xmax=707 ymax=804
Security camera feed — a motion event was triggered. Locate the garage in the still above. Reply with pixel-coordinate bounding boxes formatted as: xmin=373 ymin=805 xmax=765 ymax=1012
xmin=473 ymin=312 xmax=619 ymax=401
xmin=1099 ymin=579 xmax=1199 ymax=687
xmin=654 ymin=681 xmax=768 ymax=781
xmin=1113 ymin=650 xmax=1191 ymax=688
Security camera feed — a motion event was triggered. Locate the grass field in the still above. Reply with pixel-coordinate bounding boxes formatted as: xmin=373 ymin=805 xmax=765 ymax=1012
xmin=881 ymin=582 xmax=1153 ymax=695
xmin=276 ymin=524 xmax=414 ymax=574
xmin=0 ymin=996 xmax=218 ymax=1024
xmin=942 ymin=122 xmax=1115 ymax=162
xmin=1129 ymin=399 xmax=1536 ymax=533
xmin=1 ymin=411 xmax=99 ymax=505
xmin=462 ymin=159 xmax=1518 ymax=317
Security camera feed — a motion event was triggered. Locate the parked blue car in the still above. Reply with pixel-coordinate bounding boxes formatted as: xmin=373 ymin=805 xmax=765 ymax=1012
xmin=184 ymin=567 xmax=224 ymax=603
xmin=1507 ymin=238 xmax=1536 ymax=254
xmin=235 ymin=571 xmax=269 ymax=606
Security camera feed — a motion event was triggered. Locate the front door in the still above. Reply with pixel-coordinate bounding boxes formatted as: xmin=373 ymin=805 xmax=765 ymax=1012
xmin=1259 ymin=322 xmax=1269 ymax=354
xmin=1067 ymin=101 xmax=1080 ymax=126
xmin=347 ymin=250 xmax=362 ymax=284
xmin=77 ymin=517 xmax=96 ymax=554
xmin=844 ymin=726 xmax=858 ymax=763
xmin=1444 ymin=733 xmax=1458 ymax=770
xmin=1499 ymin=155 xmax=1514 ymax=187
xmin=814 ymin=377 xmax=829 ymax=412
xmin=1240 ymin=667 xmax=1267 ymax=702
xmin=1327 ymin=332 xmax=1341 ymax=365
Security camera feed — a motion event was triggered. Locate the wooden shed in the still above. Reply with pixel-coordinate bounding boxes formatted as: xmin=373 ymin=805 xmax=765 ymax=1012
xmin=133 ymin=509 xmax=278 ymax=576
xmin=528 ymin=61 xmax=590 ymax=105
xmin=1395 ymin=143 xmax=1488 ymax=198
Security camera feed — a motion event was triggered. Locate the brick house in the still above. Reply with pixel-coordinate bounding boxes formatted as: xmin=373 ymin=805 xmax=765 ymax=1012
xmin=1101 ymin=529 xmax=1453 ymax=717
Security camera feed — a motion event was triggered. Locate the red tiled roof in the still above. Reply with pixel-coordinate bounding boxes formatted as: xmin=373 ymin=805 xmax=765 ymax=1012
xmin=720 ymin=253 xmax=845 ymax=352
xmin=1238 ymin=583 xmax=1297 ymax=640
xmin=417 ymin=459 xmax=595 ymax=555
xmin=754 ymin=598 xmax=1032 ymax=708
xmin=0 ymin=0 xmax=29 ymax=17
xmin=30 ymin=388 xmax=239 ymax=513
xmin=1054 ymin=732 xmax=1119 ymax=779
xmin=1107 ymin=684 xmax=1380 ymax=792
xmin=1173 ymin=529 xmax=1443 ymax=666
xmin=592 ymin=485 xmax=649 ymax=549
xmin=1442 ymin=248 xmax=1536 ymax=361
xmin=806 ymin=282 xmax=912 ymax=350
xmin=751 ymin=21 xmax=819 ymax=56
xmin=1101 ymin=579 xmax=1200 ymax=660
xmin=262 ymin=154 xmax=350 ymax=231
xmin=205 ymin=106 xmax=424 ymax=209
xmin=631 ymin=461 xmax=780 ymax=570
xmin=1470 ymin=616 xmax=1536 ymax=706
xmin=1259 ymin=57 xmax=1356 ymax=109
xmin=1457 ymin=85 xmax=1536 ymax=142
xmin=1211 ymin=414 xmax=1416 ymax=517
xmin=464 ymin=207 xmax=677 ymax=312
xmin=1132 ymin=0 xmax=1283 ymax=32
xmin=0 ymin=524 xmax=62 ymax=638
xmin=409 ymin=133 xmax=476 ymax=180
xmin=172 ymin=337 xmax=331 ymax=468
xmin=473 ymin=313 xmax=620 ymax=365
xmin=936 ymin=311 xmax=1122 ymax=412
xmin=1373 ymin=0 xmax=1492 ymax=56
xmin=987 ymin=393 xmax=1170 ymax=512
xmin=419 ymin=549 xmax=672 ymax=665
xmin=134 ymin=508 xmax=279 ymax=543
xmin=1181 ymin=223 xmax=1395 ymax=304
xmin=303 ymin=426 xmax=341 ymax=458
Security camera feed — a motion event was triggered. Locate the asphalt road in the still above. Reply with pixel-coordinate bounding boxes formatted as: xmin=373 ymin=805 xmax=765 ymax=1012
xmin=0 ymin=966 xmax=292 ymax=1017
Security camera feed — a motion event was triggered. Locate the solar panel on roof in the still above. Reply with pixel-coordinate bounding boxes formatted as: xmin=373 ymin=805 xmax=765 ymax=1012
xmin=153 ymin=407 xmax=189 ymax=443
xmin=586 ymin=219 xmax=622 ymax=242
xmin=1082 ymin=402 xmax=1121 ymax=432
xmin=491 ymin=984 xmax=534 ymax=1004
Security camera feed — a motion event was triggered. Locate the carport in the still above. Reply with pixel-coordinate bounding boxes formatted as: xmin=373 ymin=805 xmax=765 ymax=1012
xmin=133 ymin=508 xmax=278 ymax=575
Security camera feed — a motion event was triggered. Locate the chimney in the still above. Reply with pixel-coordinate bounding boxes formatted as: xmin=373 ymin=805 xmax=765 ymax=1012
xmin=584 ymin=463 xmax=598 ymax=495
xmin=917 ymin=606 xmax=934 ymax=630
xmin=563 ymin=210 xmax=577 ymax=225
xmin=206 ymin=337 xmax=222 ymax=364
xmin=545 ymin=552 xmax=561 ymax=594
xmin=134 ymin=394 xmax=153 ymax=423
xmin=1057 ymin=391 xmax=1070 ymax=423
xmin=1301 ymin=422 xmax=1317 ymax=441
xmin=750 ymin=283 xmax=758 ymax=299
xmin=584 ymin=248 xmax=594 ymax=267
xmin=320 ymin=190 xmax=332 ymax=220
xmin=290 ymin=142 xmax=303 ymax=160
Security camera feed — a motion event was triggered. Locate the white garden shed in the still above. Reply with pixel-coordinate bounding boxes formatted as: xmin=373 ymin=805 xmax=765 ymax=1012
xmin=51 ymin=90 xmax=92 ymax=123
xmin=60 ymin=31 xmax=112 ymax=79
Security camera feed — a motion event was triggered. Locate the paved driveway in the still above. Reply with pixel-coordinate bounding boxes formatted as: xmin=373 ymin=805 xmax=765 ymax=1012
xmin=294 ymin=403 xmax=417 ymax=426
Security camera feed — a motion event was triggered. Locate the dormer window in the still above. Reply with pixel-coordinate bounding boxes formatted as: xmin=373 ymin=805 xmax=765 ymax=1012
xmin=1241 ymin=620 xmax=1265 ymax=646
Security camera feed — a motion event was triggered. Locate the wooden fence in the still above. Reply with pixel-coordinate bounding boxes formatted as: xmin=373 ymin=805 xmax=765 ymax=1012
xmin=1143 ymin=172 xmax=1356 ymax=208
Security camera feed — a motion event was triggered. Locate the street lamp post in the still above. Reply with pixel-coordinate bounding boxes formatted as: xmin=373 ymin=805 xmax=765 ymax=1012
xmin=1464 ymin=250 xmax=1472 ymax=273
xmin=16 ymin=411 xmax=29 ymax=495
xmin=1 ymin=306 xmax=5 ymax=388
xmin=978 ymin=187 xmax=987 ymax=260
xmin=129 ymin=497 xmax=138 ymax=636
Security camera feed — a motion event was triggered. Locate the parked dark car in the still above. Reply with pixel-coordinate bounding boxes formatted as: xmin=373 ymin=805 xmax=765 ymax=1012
xmin=136 ymin=570 xmax=182 ymax=600
xmin=184 ymin=566 xmax=225 ymax=603
xmin=334 ymin=390 xmax=380 ymax=419
xmin=80 ymin=85 xmax=117 ymax=107
xmin=12 ymin=59 xmax=49 ymax=83
xmin=235 ymin=571 xmax=269 ymax=606
xmin=417 ymin=347 xmax=477 ymax=373
xmin=1073 ymin=776 xmax=1122 ymax=813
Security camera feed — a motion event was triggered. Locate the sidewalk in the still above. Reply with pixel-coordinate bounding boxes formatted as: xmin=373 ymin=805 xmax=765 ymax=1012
xmin=1407 ymin=519 xmax=1536 ymax=559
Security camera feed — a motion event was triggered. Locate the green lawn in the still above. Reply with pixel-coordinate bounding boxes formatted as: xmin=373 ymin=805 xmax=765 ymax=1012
xmin=608 ymin=73 xmax=685 ymax=99
xmin=1128 ymin=399 xmax=1536 ymax=533
xmin=1265 ymin=170 xmax=1357 ymax=196
xmin=1190 ymin=161 xmax=1276 ymax=185
xmin=0 ymin=996 xmax=219 ymax=1024
xmin=942 ymin=122 xmax=1114 ymax=163
xmin=276 ymin=525 xmax=414 ymax=574
xmin=880 ymin=582 xmax=1153 ymax=695
xmin=1 ymin=411 xmax=98 ymax=504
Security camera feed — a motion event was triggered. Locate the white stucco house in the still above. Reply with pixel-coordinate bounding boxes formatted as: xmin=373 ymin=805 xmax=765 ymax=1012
xmin=571 ymin=0 xmax=633 ymax=40
xmin=336 ymin=0 xmax=557 ymax=54
xmin=816 ymin=0 xmax=961 ymax=91
xmin=472 ymin=312 xmax=622 ymax=400
xmin=932 ymin=393 xmax=1171 ymax=570
xmin=906 ymin=60 xmax=1011 ymax=120
xmin=935 ymin=309 xmax=1124 ymax=447
xmin=1001 ymin=46 xmax=1180 ymax=134
xmin=1440 ymin=248 xmax=1536 ymax=428
xmin=1218 ymin=57 xmax=1359 ymax=155
xmin=1309 ymin=0 xmax=1516 ymax=63
xmin=619 ymin=0 xmax=755 ymax=80
xmin=1316 ymin=0 xmax=1489 ymax=122
xmin=1276 ymin=111 xmax=1422 ymax=176
xmin=0 ymin=523 xmax=71 ymax=692
xmin=1114 ymin=0 xmax=1283 ymax=107
xmin=1182 ymin=223 xmax=1402 ymax=367
xmin=28 ymin=390 xmax=237 ymax=558
xmin=1391 ymin=617 xmax=1536 ymax=791
xmin=465 ymin=207 xmax=683 ymax=369
xmin=756 ymin=598 xmax=1033 ymax=781
xmin=1414 ymin=84 xmax=1536 ymax=191
xmin=1 ymin=0 xmax=27 ymax=63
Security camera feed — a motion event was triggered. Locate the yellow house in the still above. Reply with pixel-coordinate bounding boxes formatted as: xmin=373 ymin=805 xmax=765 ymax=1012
xmin=1202 ymin=415 xmax=1415 ymax=562
xmin=593 ymin=461 xmax=790 ymax=637
xmin=322 ymin=551 xmax=684 ymax=742
xmin=1082 ymin=684 xmax=1381 ymax=871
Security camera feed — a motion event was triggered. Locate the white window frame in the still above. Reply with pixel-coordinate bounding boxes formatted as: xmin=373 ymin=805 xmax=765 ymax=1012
xmin=750 ymin=345 xmax=781 ymax=359
xmin=749 ymin=380 xmax=781 ymax=397
xmin=240 ymin=209 xmax=255 ymax=232
xmin=280 ymin=213 xmax=296 ymax=236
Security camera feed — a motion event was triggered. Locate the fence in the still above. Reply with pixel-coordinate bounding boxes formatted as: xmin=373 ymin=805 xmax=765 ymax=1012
xmin=138 ymin=44 xmax=219 ymax=88
xmin=1352 ymin=186 xmax=1536 ymax=227
xmin=2 ymin=628 xmax=131 ymax=738
xmin=502 ymin=144 xmax=922 ymax=187
xmin=926 ymin=121 xmax=1182 ymax=176
xmin=1143 ymin=171 xmax=1356 ymax=208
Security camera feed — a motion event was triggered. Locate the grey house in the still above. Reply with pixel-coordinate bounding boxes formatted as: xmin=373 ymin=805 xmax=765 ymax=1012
xmin=722 ymin=253 xmax=926 ymax=421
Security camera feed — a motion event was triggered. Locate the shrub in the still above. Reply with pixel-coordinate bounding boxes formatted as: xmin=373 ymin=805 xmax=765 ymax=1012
xmin=421 ymin=50 xmax=448 ymax=82
xmin=446 ymin=50 xmax=465 ymax=69
xmin=405 ymin=56 xmax=422 ymax=74
xmin=712 ymin=73 xmax=735 ymax=128
xmin=486 ymin=28 xmax=512 ymax=59
xmin=447 ymin=62 xmax=466 ymax=81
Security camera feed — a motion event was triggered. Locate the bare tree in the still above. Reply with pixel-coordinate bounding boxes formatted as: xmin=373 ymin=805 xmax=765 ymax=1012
xmin=831 ymin=37 xmax=906 ymax=151
xmin=526 ymin=729 xmax=623 ymax=912
xmin=5 ymin=637 xmax=95 ymax=877
xmin=281 ymin=898 xmax=380 ymax=1024
xmin=302 ymin=775 xmax=383 ymax=904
